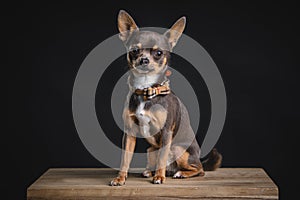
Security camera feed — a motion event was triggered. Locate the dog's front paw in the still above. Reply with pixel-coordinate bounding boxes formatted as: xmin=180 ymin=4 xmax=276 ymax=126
xmin=142 ymin=169 xmax=153 ymax=178
xmin=110 ymin=176 xmax=126 ymax=186
xmin=152 ymin=175 xmax=166 ymax=184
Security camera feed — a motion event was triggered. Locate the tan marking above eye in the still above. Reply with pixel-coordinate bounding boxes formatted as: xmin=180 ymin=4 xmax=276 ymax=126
xmin=152 ymin=45 xmax=158 ymax=50
xmin=137 ymin=43 xmax=142 ymax=48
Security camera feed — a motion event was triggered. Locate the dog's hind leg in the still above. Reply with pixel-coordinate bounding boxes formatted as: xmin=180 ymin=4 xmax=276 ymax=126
xmin=172 ymin=146 xmax=205 ymax=178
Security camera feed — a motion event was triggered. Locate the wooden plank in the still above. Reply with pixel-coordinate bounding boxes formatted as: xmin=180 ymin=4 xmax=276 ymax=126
xmin=27 ymin=168 xmax=278 ymax=200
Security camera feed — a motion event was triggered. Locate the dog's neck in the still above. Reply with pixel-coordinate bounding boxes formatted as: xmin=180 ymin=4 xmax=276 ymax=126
xmin=128 ymin=71 xmax=168 ymax=91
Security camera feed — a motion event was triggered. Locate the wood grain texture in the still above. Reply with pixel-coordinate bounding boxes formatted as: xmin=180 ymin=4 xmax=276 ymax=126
xmin=27 ymin=168 xmax=278 ymax=200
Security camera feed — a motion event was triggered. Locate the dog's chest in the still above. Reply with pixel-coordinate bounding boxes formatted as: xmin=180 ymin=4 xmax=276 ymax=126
xmin=128 ymin=93 xmax=167 ymax=144
xmin=135 ymin=101 xmax=150 ymax=126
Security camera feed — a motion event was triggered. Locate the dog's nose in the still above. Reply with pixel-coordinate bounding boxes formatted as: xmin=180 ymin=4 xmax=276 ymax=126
xmin=140 ymin=57 xmax=149 ymax=65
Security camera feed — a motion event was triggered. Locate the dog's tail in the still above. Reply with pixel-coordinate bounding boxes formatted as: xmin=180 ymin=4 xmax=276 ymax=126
xmin=202 ymin=148 xmax=222 ymax=171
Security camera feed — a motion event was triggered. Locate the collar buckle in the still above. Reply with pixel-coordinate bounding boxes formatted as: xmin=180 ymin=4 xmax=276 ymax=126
xmin=135 ymin=80 xmax=171 ymax=100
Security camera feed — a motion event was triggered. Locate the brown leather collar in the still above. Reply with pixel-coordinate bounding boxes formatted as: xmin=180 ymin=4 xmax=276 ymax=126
xmin=134 ymin=80 xmax=171 ymax=101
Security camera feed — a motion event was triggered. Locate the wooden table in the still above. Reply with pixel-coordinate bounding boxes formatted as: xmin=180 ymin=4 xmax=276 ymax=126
xmin=27 ymin=168 xmax=278 ymax=199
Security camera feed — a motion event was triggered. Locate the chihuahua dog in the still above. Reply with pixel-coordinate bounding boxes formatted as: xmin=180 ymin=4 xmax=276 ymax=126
xmin=110 ymin=10 xmax=222 ymax=186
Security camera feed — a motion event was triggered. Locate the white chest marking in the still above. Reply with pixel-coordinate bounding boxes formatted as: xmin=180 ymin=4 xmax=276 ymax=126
xmin=135 ymin=102 xmax=152 ymax=137
xmin=136 ymin=102 xmax=150 ymax=125
xmin=136 ymin=102 xmax=146 ymax=118
xmin=134 ymin=102 xmax=159 ymax=147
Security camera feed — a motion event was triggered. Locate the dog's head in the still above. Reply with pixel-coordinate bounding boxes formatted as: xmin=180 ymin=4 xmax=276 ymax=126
xmin=117 ymin=10 xmax=186 ymax=76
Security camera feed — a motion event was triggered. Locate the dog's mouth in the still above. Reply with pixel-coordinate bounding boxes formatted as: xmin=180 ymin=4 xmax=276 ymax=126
xmin=134 ymin=65 xmax=154 ymax=74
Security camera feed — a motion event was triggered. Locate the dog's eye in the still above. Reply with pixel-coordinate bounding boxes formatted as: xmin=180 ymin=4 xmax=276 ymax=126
xmin=153 ymin=50 xmax=163 ymax=58
xmin=130 ymin=47 xmax=140 ymax=55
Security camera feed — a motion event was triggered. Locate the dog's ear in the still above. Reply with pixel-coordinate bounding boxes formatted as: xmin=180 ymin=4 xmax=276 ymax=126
xmin=164 ymin=16 xmax=186 ymax=49
xmin=118 ymin=10 xmax=139 ymax=43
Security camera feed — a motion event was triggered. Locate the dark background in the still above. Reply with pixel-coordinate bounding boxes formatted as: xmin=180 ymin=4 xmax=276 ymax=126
xmin=6 ymin=1 xmax=299 ymax=199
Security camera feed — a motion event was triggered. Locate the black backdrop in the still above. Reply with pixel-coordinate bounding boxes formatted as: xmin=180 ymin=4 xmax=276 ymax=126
xmin=6 ymin=1 xmax=299 ymax=199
